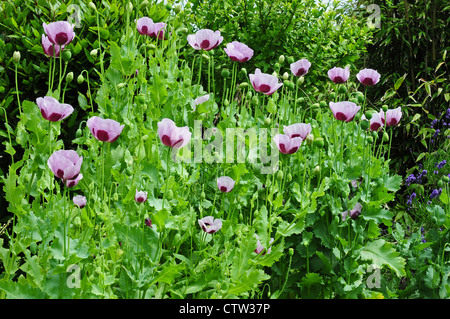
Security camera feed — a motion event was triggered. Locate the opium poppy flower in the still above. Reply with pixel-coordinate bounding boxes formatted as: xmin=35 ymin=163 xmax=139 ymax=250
xmin=255 ymin=235 xmax=274 ymax=255
xmin=283 ymin=123 xmax=311 ymax=140
xmin=187 ymin=29 xmax=223 ymax=51
xmin=47 ymin=150 xmax=83 ymax=182
xmin=42 ymin=35 xmax=64 ymax=57
xmin=73 ymin=195 xmax=87 ymax=208
xmin=381 ymin=107 xmax=402 ymax=127
xmin=356 ymin=68 xmax=380 ymax=86
xmin=217 ymin=176 xmax=235 ymax=193
xmin=224 ymin=41 xmax=254 ymax=62
xmin=327 ymin=67 xmax=350 ymax=84
xmin=157 ymin=118 xmax=191 ymax=149
xmin=135 ymin=190 xmax=148 ymax=203
xmin=273 ymin=134 xmax=302 ymax=154
xmin=249 ymin=68 xmax=283 ymax=95
xmin=329 ymin=101 xmax=361 ymax=122
xmin=43 ymin=21 xmax=75 ymax=46
xmin=66 ymin=173 xmax=83 ymax=188
xmin=198 ymin=216 xmax=222 ymax=234
xmin=36 ymin=96 xmax=74 ymax=122
xmin=290 ymin=59 xmax=311 ymax=77
xmin=87 ymin=116 xmax=125 ymax=143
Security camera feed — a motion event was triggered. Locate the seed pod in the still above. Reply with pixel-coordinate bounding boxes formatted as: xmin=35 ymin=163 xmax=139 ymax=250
xmin=62 ymin=50 xmax=72 ymax=61
xmin=314 ymin=137 xmax=325 ymax=148
xmin=360 ymin=119 xmax=369 ymax=130
xmin=338 ymin=85 xmax=347 ymax=94
xmin=382 ymin=104 xmax=389 ymax=112
xmin=365 ymin=110 xmax=373 ymax=120
xmin=221 ymin=69 xmax=230 ymax=78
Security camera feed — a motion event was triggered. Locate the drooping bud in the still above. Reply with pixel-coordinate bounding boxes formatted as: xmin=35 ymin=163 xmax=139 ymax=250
xmin=13 ymin=51 xmax=21 ymax=63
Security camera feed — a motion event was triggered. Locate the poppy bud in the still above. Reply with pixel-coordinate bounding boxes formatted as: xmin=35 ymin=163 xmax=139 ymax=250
xmin=287 ymin=56 xmax=295 ymax=64
xmin=66 ymin=72 xmax=74 ymax=84
xmin=276 ymin=170 xmax=284 ymax=181
xmin=264 ymin=117 xmax=271 ymax=125
xmin=329 ymin=92 xmax=336 ymax=100
xmin=314 ymin=137 xmax=324 ymax=148
xmin=90 ymin=49 xmax=98 ymax=59
xmin=221 ymin=69 xmax=230 ymax=78
xmin=297 ymin=76 xmax=304 ymax=86
xmin=360 ymin=119 xmax=369 ymax=130
xmin=77 ymin=73 xmax=85 ymax=84
xmin=274 ymin=62 xmax=280 ymax=70
xmin=278 ymin=55 xmax=285 ymax=64
xmin=338 ymin=85 xmax=347 ymax=94
xmin=13 ymin=51 xmax=21 ymax=63
xmin=88 ymin=2 xmax=96 ymax=11
xmin=240 ymin=68 xmax=247 ymax=76
xmin=313 ymin=165 xmax=321 ymax=175
xmin=382 ymin=131 xmax=389 ymax=142
xmin=282 ymin=72 xmax=289 ymax=80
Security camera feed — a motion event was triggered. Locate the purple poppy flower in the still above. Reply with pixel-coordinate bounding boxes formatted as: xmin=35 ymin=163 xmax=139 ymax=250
xmin=73 ymin=195 xmax=87 ymax=208
xmin=187 ymin=29 xmax=223 ymax=51
xmin=66 ymin=173 xmax=83 ymax=188
xmin=193 ymin=94 xmax=210 ymax=111
xmin=135 ymin=190 xmax=148 ymax=203
xmin=137 ymin=17 xmax=154 ymax=35
xmin=249 ymin=68 xmax=283 ymax=95
xmin=380 ymin=107 xmax=402 ymax=127
xmin=198 ymin=216 xmax=222 ymax=234
xmin=145 ymin=217 xmax=153 ymax=228
xmin=290 ymin=59 xmax=311 ymax=77
xmin=342 ymin=202 xmax=362 ymax=221
xmin=283 ymin=123 xmax=311 ymax=140
xmin=43 ymin=21 xmax=75 ymax=46
xmin=157 ymin=118 xmax=192 ymax=149
xmin=369 ymin=112 xmax=384 ymax=131
xmin=47 ymin=150 xmax=83 ymax=182
xmin=329 ymin=101 xmax=361 ymax=122
xmin=217 ymin=176 xmax=235 ymax=193
xmin=87 ymin=116 xmax=125 ymax=143
xmin=224 ymin=41 xmax=254 ymax=62
xmin=255 ymin=235 xmax=274 ymax=255
xmin=36 ymin=96 xmax=74 ymax=122
xmin=327 ymin=67 xmax=350 ymax=84
xmin=273 ymin=134 xmax=302 ymax=154
xmin=356 ymin=68 xmax=380 ymax=86
xmin=42 ymin=35 xmax=64 ymax=57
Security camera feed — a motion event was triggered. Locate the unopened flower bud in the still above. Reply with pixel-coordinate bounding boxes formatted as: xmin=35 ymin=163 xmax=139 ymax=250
xmin=66 ymin=71 xmax=74 ymax=84
xmin=382 ymin=131 xmax=389 ymax=142
xmin=282 ymin=72 xmax=289 ymax=80
xmin=90 ymin=49 xmax=98 ymax=58
xmin=297 ymin=76 xmax=304 ymax=86
xmin=61 ymin=50 xmax=72 ymax=61
xmin=127 ymin=2 xmax=133 ymax=12
xmin=88 ymin=2 xmax=97 ymax=10
xmin=77 ymin=73 xmax=85 ymax=84
xmin=278 ymin=55 xmax=285 ymax=64
xmin=13 ymin=51 xmax=21 ymax=63
xmin=221 ymin=69 xmax=230 ymax=78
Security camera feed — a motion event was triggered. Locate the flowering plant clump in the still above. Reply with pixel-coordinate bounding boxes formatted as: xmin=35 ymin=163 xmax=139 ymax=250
xmin=1 ymin=0 xmax=447 ymax=302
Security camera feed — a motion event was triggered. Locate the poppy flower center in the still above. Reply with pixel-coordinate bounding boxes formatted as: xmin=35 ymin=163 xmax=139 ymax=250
xmin=141 ymin=26 xmax=148 ymax=34
xmin=220 ymin=186 xmax=228 ymax=192
xmin=361 ymin=78 xmax=374 ymax=86
xmin=56 ymin=169 xmax=65 ymax=179
xmin=48 ymin=112 xmax=63 ymax=122
xmin=296 ymin=68 xmax=306 ymax=77
xmin=96 ymin=130 xmax=110 ymax=142
xmin=333 ymin=76 xmax=345 ymax=83
xmin=335 ymin=112 xmax=348 ymax=121
xmin=200 ymin=39 xmax=210 ymax=49
xmin=279 ymin=143 xmax=287 ymax=154
xmin=55 ymin=33 xmax=69 ymax=45
xmin=259 ymin=84 xmax=271 ymax=93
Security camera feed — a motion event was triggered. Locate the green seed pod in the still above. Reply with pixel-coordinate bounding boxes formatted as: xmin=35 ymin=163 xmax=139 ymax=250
xmin=367 ymin=136 xmax=374 ymax=144
xmin=287 ymin=56 xmax=295 ymax=64
xmin=365 ymin=110 xmax=373 ymax=120
xmin=329 ymin=92 xmax=336 ymax=100
xmin=286 ymin=81 xmax=295 ymax=91
xmin=62 ymin=50 xmax=72 ymax=61
xmin=338 ymin=85 xmax=347 ymax=94
xmin=357 ymin=93 xmax=365 ymax=103
xmin=349 ymin=98 xmax=358 ymax=104
xmin=360 ymin=119 xmax=369 ymax=130
xmin=319 ymin=101 xmax=328 ymax=108
xmin=442 ymin=175 xmax=449 ymax=182
xmin=382 ymin=104 xmax=389 ymax=112
xmin=221 ymin=69 xmax=230 ymax=78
